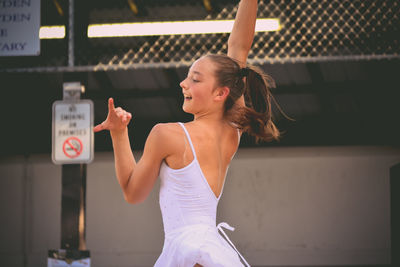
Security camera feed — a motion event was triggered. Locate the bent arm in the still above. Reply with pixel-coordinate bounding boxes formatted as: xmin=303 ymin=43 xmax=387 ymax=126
xmin=110 ymin=128 xmax=136 ymax=196
xmin=112 ymin=124 xmax=170 ymax=204
xmin=95 ymin=99 xmax=167 ymax=204
xmin=227 ymin=0 xmax=258 ymax=66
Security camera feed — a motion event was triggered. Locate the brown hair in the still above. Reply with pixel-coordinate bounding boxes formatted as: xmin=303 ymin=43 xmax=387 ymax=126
xmin=205 ymin=53 xmax=284 ymax=142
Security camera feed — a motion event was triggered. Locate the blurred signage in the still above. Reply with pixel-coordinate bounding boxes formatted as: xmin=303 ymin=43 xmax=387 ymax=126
xmin=0 ymin=0 xmax=40 ymax=56
xmin=48 ymin=250 xmax=91 ymax=267
xmin=52 ymin=100 xmax=94 ymax=164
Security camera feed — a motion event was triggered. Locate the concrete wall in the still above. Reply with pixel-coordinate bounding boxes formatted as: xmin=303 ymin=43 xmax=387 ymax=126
xmin=0 ymin=146 xmax=399 ymax=267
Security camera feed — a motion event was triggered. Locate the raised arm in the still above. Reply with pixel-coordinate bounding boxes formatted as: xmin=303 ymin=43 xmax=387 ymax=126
xmin=227 ymin=0 xmax=258 ymax=66
xmin=228 ymin=0 xmax=258 ymax=108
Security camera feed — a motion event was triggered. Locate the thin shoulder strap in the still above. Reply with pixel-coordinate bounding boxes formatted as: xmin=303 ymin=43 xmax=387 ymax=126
xmin=230 ymin=122 xmax=241 ymax=146
xmin=230 ymin=129 xmax=241 ymax=161
xmin=178 ymin=122 xmax=197 ymax=159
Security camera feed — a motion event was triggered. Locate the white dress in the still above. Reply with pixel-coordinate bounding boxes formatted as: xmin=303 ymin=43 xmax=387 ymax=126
xmin=154 ymin=123 xmax=250 ymax=267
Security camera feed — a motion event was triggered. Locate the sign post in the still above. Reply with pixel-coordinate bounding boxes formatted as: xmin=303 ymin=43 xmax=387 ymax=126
xmin=49 ymin=82 xmax=92 ymax=267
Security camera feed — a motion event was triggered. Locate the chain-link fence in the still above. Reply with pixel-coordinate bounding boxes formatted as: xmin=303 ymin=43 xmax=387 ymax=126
xmin=1 ymin=0 xmax=399 ymax=72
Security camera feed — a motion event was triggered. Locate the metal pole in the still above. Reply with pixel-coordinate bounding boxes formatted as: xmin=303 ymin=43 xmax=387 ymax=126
xmin=68 ymin=0 xmax=74 ymax=67
xmin=49 ymin=81 xmax=91 ymax=265
xmin=61 ymin=82 xmax=86 ymax=250
xmin=61 ymin=164 xmax=87 ymax=250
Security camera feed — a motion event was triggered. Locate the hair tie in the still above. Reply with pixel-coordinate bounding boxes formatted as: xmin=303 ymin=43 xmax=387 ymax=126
xmin=238 ymin=67 xmax=249 ymax=78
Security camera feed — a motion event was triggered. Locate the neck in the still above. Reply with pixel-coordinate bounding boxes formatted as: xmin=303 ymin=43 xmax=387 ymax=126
xmin=193 ymin=109 xmax=225 ymax=124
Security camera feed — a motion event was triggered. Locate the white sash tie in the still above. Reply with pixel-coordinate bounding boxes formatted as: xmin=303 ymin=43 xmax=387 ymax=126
xmin=217 ymin=222 xmax=251 ymax=267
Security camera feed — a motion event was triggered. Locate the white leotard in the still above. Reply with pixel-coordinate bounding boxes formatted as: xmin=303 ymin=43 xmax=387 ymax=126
xmin=154 ymin=122 xmax=250 ymax=267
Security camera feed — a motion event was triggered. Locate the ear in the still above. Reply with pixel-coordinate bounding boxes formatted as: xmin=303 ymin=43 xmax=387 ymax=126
xmin=214 ymin=86 xmax=230 ymax=102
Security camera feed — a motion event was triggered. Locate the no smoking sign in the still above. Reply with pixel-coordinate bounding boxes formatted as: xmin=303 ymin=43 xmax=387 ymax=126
xmin=52 ymin=100 xmax=94 ymax=164
xmin=63 ymin=137 xmax=83 ymax=158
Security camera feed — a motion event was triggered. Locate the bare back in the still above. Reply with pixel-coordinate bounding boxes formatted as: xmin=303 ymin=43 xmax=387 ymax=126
xmin=165 ymin=121 xmax=240 ymax=199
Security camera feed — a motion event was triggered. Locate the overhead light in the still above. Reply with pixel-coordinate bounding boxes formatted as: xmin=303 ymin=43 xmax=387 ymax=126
xmin=38 ymin=19 xmax=280 ymax=39
xmin=87 ymin=18 xmax=280 ymax=38
xmin=39 ymin=26 xmax=65 ymax=39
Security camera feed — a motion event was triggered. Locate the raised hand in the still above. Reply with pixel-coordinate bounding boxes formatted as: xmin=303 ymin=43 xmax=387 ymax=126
xmin=93 ymin=98 xmax=132 ymax=133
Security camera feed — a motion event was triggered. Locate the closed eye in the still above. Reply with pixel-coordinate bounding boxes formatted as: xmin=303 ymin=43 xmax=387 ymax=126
xmin=186 ymin=75 xmax=200 ymax=83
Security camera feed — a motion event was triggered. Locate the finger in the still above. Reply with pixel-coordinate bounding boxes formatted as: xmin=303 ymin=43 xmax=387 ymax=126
xmin=114 ymin=109 xmax=124 ymax=119
xmin=127 ymin=112 xmax=132 ymax=119
xmin=108 ymin=98 xmax=115 ymax=112
xmin=93 ymin=123 xmax=104 ymax=132
xmin=116 ymin=110 xmax=124 ymax=118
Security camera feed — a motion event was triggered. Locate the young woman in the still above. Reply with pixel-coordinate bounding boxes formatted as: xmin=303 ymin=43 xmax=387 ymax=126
xmin=94 ymin=0 xmax=280 ymax=266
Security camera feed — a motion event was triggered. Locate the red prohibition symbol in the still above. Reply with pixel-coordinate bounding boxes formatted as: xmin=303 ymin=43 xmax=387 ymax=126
xmin=63 ymin=137 xmax=83 ymax=158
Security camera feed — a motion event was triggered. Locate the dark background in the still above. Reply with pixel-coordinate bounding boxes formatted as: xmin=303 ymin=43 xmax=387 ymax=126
xmin=1 ymin=0 xmax=399 ymax=156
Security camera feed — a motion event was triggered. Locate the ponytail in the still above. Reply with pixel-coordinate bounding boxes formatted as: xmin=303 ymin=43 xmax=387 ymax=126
xmin=204 ymin=54 xmax=290 ymax=142
xmin=228 ymin=66 xmax=281 ymax=142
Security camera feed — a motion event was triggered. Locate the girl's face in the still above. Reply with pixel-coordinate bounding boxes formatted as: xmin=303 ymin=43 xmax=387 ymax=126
xmin=180 ymin=57 xmax=218 ymax=115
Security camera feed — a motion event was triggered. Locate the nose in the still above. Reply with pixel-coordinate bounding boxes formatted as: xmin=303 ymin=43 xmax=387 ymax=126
xmin=180 ymin=78 xmax=188 ymax=90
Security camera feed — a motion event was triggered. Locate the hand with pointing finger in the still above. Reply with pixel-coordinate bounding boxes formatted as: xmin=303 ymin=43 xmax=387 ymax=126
xmin=93 ymin=98 xmax=132 ymax=133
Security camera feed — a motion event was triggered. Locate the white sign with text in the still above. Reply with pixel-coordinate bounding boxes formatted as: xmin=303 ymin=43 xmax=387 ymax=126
xmin=0 ymin=0 xmax=41 ymax=56
xmin=52 ymin=100 xmax=94 ymax=164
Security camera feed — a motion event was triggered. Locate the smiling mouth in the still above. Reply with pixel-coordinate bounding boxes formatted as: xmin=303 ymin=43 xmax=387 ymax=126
xmin=183 ymin=95 xmax=192 ymax=100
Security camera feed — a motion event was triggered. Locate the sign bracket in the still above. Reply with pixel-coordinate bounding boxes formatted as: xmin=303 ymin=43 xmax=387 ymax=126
xmin=63 ymin=82 xmax=84 ymax=100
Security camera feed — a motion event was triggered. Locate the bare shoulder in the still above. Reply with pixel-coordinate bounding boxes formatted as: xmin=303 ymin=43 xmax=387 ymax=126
xmin=146 ymin=122 xmax=183 ymax=156
xmin=150 ymin=122 xmax=182 ymax=139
